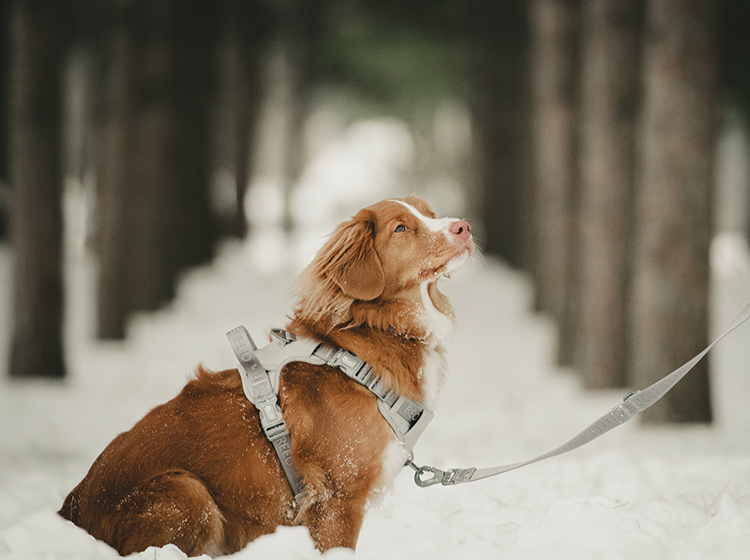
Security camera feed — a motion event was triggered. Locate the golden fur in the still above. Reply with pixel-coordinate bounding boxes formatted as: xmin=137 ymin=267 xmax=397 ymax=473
xmin=59 ymin=197 xmax=473 ymax=556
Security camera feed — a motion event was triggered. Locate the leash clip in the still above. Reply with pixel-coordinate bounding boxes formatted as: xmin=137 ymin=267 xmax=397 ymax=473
xmin=413 ymin=465 xmax=446 ymax=487
xmin=406 ymin=457 xmax=476 ymax=487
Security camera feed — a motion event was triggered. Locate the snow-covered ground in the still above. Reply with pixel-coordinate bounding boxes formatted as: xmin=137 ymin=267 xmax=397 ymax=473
xmin=2 ymin=117 xmax=750 ymax=560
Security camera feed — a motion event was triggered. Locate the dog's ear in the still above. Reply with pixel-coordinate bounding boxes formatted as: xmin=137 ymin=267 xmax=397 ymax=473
xmin=316 ymin=210 xmax=385 ymax=301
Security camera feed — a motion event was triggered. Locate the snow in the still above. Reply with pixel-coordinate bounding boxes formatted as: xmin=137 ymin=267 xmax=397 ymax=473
xmin=2 ymin=117 xmax=750 ymax=559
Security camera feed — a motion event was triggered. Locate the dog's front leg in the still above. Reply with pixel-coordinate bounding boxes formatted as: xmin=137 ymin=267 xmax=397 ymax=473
xmin=304 ymin=495 xmax=367 ymax=551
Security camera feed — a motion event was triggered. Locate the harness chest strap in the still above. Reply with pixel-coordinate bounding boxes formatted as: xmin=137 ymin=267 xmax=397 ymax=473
xmin=308 ymin=339 xmax=434 ymax=452
xmin=227 ymin=327 xmax=433 ymax=500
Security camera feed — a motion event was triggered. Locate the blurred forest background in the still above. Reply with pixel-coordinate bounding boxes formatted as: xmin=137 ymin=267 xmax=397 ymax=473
xmin=1 ymin=0 xmax=749 ymax=425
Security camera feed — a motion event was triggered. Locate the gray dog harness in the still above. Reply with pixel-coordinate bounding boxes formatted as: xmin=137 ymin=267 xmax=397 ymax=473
xmin=229 ymin=301 xmax=750 ymax=497
xmin=227 ymin=327 xmax=434 ymax=501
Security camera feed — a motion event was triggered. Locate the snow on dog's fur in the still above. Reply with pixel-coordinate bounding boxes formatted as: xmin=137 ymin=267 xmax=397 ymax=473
xmin=59 ymin=197 xmax=473 ymax=556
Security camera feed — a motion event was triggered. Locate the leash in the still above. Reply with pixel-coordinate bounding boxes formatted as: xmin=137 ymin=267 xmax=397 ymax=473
xmin=406 ymin=301 xmax=750 ymax=488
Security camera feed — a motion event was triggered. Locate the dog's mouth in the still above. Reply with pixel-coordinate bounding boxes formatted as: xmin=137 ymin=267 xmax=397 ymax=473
xmin=419 ymin=244 xmax=472 ymax=279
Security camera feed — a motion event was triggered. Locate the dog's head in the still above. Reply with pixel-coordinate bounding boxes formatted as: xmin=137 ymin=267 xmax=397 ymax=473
xmin=293 ymin=197 xmax=473 ymax=331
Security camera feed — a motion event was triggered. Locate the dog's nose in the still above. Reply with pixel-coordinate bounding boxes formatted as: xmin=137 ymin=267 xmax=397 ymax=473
xmin=449 ymin=220 xmax=471 ymax=240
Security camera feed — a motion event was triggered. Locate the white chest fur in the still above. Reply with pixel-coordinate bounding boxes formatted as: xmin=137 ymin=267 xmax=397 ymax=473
xmin=370 ymin=436 xmax=410 ymax=505
xmin=371 ymin=344 xmax=448 ymax=501
xmin=373 ymin=280 xmax=454 ymax=502
xmin=417 ymin=280 xmax=452 ymax=409
xmin=419 ymin=281 xmax=454 ymax=344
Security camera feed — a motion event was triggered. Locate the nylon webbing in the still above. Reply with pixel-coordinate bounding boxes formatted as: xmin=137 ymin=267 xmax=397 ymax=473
xmin=311 ymin=343 xmax=434 ymax=453
xmin=227 ymin=326 xmax=305 ymax=501
xmin=228 ymin=327 xmax=434 ymax=500
xmin=408 ymin=301 xmax=750 ymax=488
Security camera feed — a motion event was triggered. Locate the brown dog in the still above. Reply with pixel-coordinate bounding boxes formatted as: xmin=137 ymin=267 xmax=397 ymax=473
xmin=59 ymin=197 xmax=473 ymax=556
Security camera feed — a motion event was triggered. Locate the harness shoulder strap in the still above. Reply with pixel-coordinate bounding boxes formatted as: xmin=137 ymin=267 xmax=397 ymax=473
xmin=226 ymin=327 xmax=305 ymax=502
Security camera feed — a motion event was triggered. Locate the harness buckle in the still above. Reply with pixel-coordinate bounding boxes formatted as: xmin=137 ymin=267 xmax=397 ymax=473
xmin=270 ymin=329 xmax=296 ymax=345
xmin=263 ymin=420 xmax=289 ymax=442
xmin=366 ymin=374 xmax=396 ymax=402
xmin=329 ymin=349 xmax=371 ymax=382
xmin=257 ymin=399 xmax=283 ymax=427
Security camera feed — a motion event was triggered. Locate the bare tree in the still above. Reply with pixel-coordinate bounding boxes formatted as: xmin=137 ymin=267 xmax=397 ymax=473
xmin=468 ymin=0 xmax=535 ymax=269
xmin=8 ymin=0 xmax=65 ymax=377
xmin=216 ymin=0 xmax=269 ymax=238
xmin=528 ymin=0 xmax=580 ymax=324
xmin=95 ymin=0 xmax=139 ymax=339
xmin=718 ymin=0 xmax=750 ymax=246
xmin=0 ymin=0 xmax=10 ymax=194
xmin=269 ymin=0 xmax=320 ymax=233
xmin=163 ymin=0 xmax=219 ymax=273
xmin=630 ymin=0 xmax=716 ymax=423
xmin=575 ymin=0 xmax=642 ymax=388
xmin=125 ymin=0 xmax=218 ymax=313
xmin=96 ymin=0 xmax=220 ymax=338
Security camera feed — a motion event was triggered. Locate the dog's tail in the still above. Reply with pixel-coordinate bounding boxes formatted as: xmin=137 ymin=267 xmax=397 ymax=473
xmin=58 ymin=488 xmax=80 ymax=524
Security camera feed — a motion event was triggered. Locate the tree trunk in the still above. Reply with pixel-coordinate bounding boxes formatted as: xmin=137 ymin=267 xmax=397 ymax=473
xmin=127 ymin=0 xmax=215 ymax=312
xmin=166 ymin=0 xmax=218 ymax=271
xmin=718 ymin=0 xmax=750 ymax=245
xmin=630 ymin=0 xmax=716 ymax=423
xmin=217 ymin=0 xmax=267 ymax=238
xmin=8 ymin=0 xmax=65 ymax=378
xmin=575 ymin=0 xmax=642 ymax=388
xmin=271 ymin=0 xmax=319 ymax=233
xmin=469 ymin=0 xmax=535 ymax=269
xmin=529 ymin=0 xmax=580 ymax=323
xmin=0 ymin=1 xmax=10 ymax=241
xmin=95 ymin=0 xmax=139 ymax=339
xmin=125 ymin=0 xmax=176 ymax=312
xmin=0 ymin=0 xmax=10 ymax=188
xmin=96 ymin=0 xmax=219 ymax=338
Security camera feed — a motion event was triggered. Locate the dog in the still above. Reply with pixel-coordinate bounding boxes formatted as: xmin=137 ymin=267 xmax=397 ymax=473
xmin=59 ymin=196 xmax=473 ymax=556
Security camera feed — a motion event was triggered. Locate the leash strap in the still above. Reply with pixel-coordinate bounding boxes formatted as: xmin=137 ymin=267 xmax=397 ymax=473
xmin=227 ymin=326 xmax=305 ymax=502
xmin=407 ymin=301 xmax=750 ymax=488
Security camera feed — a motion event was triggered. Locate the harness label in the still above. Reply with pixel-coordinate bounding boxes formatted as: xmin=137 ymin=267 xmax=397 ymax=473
xmin=275 ymin=436 xmax=293 ymax=465
xmin=397 ymin=400 xmax=424 ymax=426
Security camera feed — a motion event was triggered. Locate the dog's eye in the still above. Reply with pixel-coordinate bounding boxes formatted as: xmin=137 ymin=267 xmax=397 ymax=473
xmin=394 ymin=224 xmax=407 ymax=233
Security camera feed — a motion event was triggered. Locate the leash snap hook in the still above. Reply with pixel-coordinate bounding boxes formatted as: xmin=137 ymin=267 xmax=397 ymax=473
xmin=406 ymin=456 xmax=446 ymax=488
xmin=414 ymin=465 xmax=446 ymax=487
